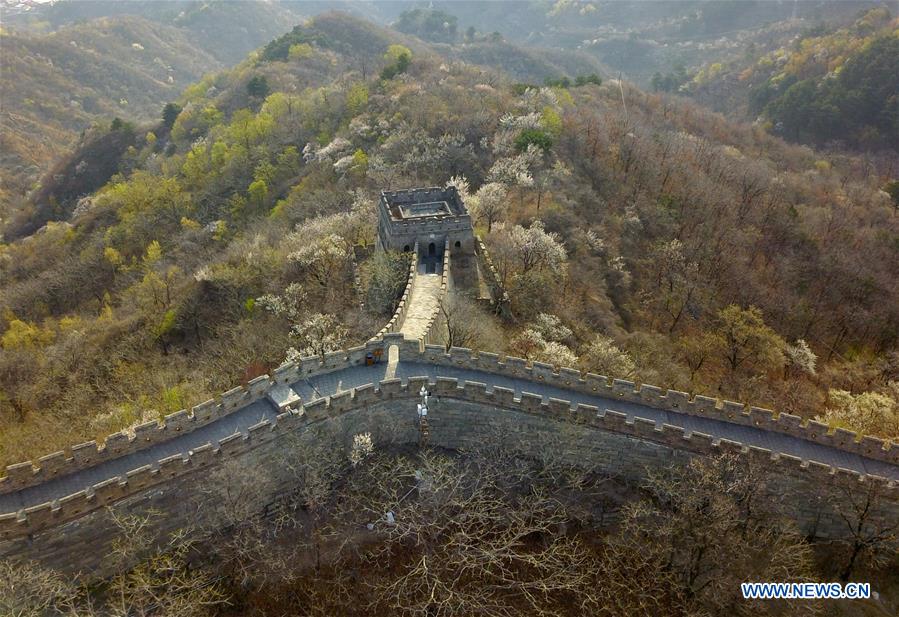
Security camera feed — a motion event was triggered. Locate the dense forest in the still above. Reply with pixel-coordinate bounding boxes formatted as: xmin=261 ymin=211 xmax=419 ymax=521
xmin=689 ymin=7 xmax=899 ymax=151
xmin=1 ymin=10 xmax=897 ymax=470
xmin=2 ymin=7 xmax=899 ymax=616
xmin=0 ymin=0 xmax=304 ymax=209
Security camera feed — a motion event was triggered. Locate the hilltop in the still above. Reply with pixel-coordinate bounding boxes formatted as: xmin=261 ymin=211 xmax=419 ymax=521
xmin=1 ymin=7 xmax=897 ymax=485
xmin=1 ymin=10 xmax=899 ymax=615
xmin=0 ymin=0 xmax=303 ymax=208
xmin=0 ymin=16 xmax=222 ymax=202
xmin=687 ymin=6 xmax=899 ymax=151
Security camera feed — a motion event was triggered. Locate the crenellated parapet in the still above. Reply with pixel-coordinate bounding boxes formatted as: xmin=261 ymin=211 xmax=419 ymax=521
xmin=423 ymin=238 xmax=452 ymax=345
xmin=0 ymin=376 xmax=268 ymax=497
xmin=2 ymin=332 xmax=898 ymax=548
xmin=0 ymin=337 xmax=397 ymax=498
xmin=402 ymin=343 xmax=899 ymax=466
xmin=473 ymin=235 xmax=511 ymax=317
xmin=2 ymin=351 xmax=896 ymax=542
xmin=372 ymin=242 xmax=419 ymax=340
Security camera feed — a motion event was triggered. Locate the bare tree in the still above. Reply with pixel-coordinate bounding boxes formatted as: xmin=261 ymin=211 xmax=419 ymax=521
xmin=337 ymin=451 xmax=602 ymax=617
xmin=832 ymin=482 xmax=899 ymax=581
xmin=437 ymin=292 xmax=495 ymax=352
xmin=0 ymin=559 xmax=81 ymax=617
xmin=604 ymin=454 xmax=822 ymax=617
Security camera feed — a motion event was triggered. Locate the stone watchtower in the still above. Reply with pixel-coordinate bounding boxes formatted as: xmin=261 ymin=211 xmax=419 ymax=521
xmin=377 ymin=186 xmax=475 ymax=259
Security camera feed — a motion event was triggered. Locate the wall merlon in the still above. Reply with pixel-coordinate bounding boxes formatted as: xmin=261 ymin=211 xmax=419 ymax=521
xmin=558 ymin=367 xmax=583 ymax=385
xmin=660 ymin=423 xmax=686 ymax=442
xmin=277 ymin=409 xmax=306 ymax=430
xmin=858 ymin=436 xmax=887 ymax=457
xmin=476 ymin=351 xmax=501 ymax=369
xmin=721 ymin=400 xmax=748 ymax=420
xmin=217 ymin=433 xmax=247 ymax=456
xmin=493 ymin=386 xmax=516 ymax=407
xmin=749 ymin=406 xmax=776 ymax=428
xmin=462 ymin=381 xmax=488 ymax=401
xmin=747 ymin=445 xmax=773 ymax=460
xmin=70 ymin=441 xmax=99 ymax=467
xmin=693 ymin=395 xmax=718 ymax=413
xmin=125 ymin=465 xmax=155 ymax=490
xmin=519 ymin=392 xmax=543 ymax=412
xmin=220 ymin=387 xmax=248 ymax=409
xmin=163 ymin=410 xmax=192 ymax=433
xmin=574 ymin=403 xmax=599 ymax=423
xmin=546 ymin=397 xmax=571 ymax=418
xmin=192 ymin=399 xmax=220 ymax=423
xmin=584 ymin=373 xmax=610 ymax=393
xmin=612 ymin=379 xmax=636 ymax=397
xmin=248 ymin=419 xmax=273 ymax=437
xmin=715 ymin=438 xmax=747 ymax=456
xmin=683 ymin=430 xmax=714 ymax=452
xmin=833 ymin=467 xmax=861 ymax=482
xmin=503 ymin=357 xmax=529 ymax=376
xmin=602 ymin=410 xmax=628 ymax=431
xmin=777 ymin=413 xmax=803 ymax=433
xmin=188 ymin=444 xmax=217 ymax=468
xmin=158 ymin=455 xmax=187 ymax=478
xmin=353 ymin=383 xmax=376 ymax=400
xmin=247 ymin=375 xmax=272 ymax=397
xmin=328 ymin=391 xmax=354 ymax=414
xmin=272 ymin=362 xmax=300 ymax=384
xmin=632 ymin=417 xmax=657 ymax=437
xmin=665 ymin=390 xmax=691 ymax=409
xmin=433 ymin=377 xmax=460 ymax=395
xmin=103 ymin=432 xmax=131 ymax=455
xmin=5 ymin=462 xmax=36 ymax=486
xmin=24 ymin=503 xmax=55 ymax=528
xmin=531 ymin=361 xmax=556 ymax=381
xmin=378 ymin=379 xmax=403 ymax=397
xmin=638 ymin=384 xmax=665 ymax=404
xmin=37 ymin=452 xmax=67 ymax=476
xmin=133 ymin=420 xmax=161 ymax=443
xmin=405 ymin=377 xmax=431 ymax=396
xmin=303 ymin=399 xmax=328 ymax=421
xmin=802 ymin=460 xmax=833 ymax=475
xmin=449 ymin=347 xmax=474 ymax=364
xmin=831 ymin=428 xmax=858 ymax=447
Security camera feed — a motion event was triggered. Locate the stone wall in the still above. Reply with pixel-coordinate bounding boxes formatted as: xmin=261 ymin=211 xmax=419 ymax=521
xmin=423 ymin=239 xmax=452 ymax=346
xmin=372 ymin=242 xmax=419 ymax=340
xmin=399 ymin=341 xmax=899 ymax=466
xmin=473 ymin=235 xmax=511 ymax=317
xmin=3 ymin=377 xmax=897 ymax=575
xmin=3 ymin=336 xmax=897 ymax=547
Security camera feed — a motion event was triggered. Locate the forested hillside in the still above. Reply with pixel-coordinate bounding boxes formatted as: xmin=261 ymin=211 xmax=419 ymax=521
xmin=689 ymin=7 xmax=899 ymax=151
xmin=1 ymin=11 xmax=897 ymax=478
xmin=0 ymin=17 xmax=224 ymax=202
xmin=0 ymin=0 xmax=302 ymax=210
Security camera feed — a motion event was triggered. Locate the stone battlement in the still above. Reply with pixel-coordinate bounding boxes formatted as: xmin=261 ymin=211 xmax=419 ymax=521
xmin=2 ymin=356 xmax=896 ymax=542
xmin=1 ymin=333 xmax=898 ymax=542
xmin=377 ymin=186 xmax=475 ymax=254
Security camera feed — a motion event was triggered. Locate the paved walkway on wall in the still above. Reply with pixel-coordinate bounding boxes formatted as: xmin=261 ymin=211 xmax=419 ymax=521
xmin=398 ymin=269 xmax=442 ymax=340
xmin=2 ymin=359 xmax=898 ymax=515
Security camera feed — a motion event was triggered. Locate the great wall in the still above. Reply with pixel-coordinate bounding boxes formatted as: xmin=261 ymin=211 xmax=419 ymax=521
xmin=1 ymin=187 xmax=897 ymax=573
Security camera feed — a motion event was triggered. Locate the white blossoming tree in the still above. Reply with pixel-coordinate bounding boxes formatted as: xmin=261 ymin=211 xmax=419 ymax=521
xmin=580 ymin=335 xmax=637 ymax=378
xmin=817 ymin=387 xmax=899 ymax=440
xmin=288 ymin=313 xmax=349 ymax=360
xmin=468 ymin=182 xmax=507 ymax=232
xmin=288 ymin=233 xmax=350 ymax=287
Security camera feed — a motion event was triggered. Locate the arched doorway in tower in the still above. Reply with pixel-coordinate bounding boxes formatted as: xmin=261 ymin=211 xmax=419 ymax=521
xmin=428 ymin=242 xmax=436 ymax=256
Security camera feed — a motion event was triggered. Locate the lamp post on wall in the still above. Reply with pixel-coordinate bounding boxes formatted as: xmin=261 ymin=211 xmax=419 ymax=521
xmin=417 ymin=385 xmax=430 ymax=447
